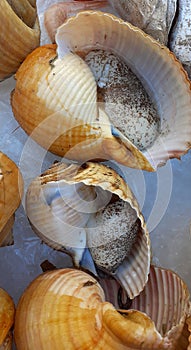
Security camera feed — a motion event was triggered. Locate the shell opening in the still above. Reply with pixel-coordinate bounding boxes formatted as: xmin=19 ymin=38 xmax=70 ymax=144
xmin=84 ymin=49 xmax=161 ymax=151
xmin=87 ymin=197 xmax=142 ymax=273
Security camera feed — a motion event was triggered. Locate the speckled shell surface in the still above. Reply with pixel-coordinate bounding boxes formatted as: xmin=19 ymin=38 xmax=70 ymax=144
xmin=56 ymin=11 xmax=191 ymax=169
xmin=0 ymin=152 xmax=23 ymax=246
xmin=11 ymin=10 xmax=191 ymax=170
xmin=26 ymin=161 xmax=150 ymax=299
xmin=0 ymin=0 xmax=40 ymax=80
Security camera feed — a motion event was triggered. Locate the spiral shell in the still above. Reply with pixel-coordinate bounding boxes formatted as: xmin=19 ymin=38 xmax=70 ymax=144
xmin=0 ymin=0 xmax=40 ymax=80
xmin=26 ymin=161 xmax=150 ymax=299
xmin=14 ymin=267 xmax=191 ymax=349
xmin=0 ymin=152 xmax=23 ymax=246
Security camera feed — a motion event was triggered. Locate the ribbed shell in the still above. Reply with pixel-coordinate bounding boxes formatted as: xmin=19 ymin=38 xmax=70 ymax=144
xmin=11 ymin=43 xmax=152 ymax=171
xmin=0 ymin=0 xmax=39 ymax=80
xmin=0 ymin=288 xmax=15 ymax=349
xmin=56 ymin=10 xmax=191 ymax=169
xmin=14 ymin=268 xmax=191 ymax=349
xmin=0 ymin=152 xmax=23 ymax=246
xmin=101 ymin=265 xmax=191 ymax=349
xmin=26 ymin=161 xmax=150 ymax=299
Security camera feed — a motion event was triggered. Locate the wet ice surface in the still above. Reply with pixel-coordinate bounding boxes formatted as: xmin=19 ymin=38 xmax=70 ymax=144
xmin=0 ymin=76 xmax=191 ymax=310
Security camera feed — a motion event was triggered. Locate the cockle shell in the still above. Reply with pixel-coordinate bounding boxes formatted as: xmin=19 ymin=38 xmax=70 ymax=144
xmin=26 ymin=161 xmax=150 ymax=299
xmin=14 ymin=267 xmax=191 ymax=349
xmin=11 ymin=11 xmax=191 ymax=170
xmin=0 ymin=288 xmax=15 ymax=350
xmin=0 ymin=0 xmax=40 ymax=80
xmin=0 ymin=152 xmax=23 ymax=247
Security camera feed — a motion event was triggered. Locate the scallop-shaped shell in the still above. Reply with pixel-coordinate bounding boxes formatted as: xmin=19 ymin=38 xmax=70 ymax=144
xmin=14 ymin=267 xmax=191 ymax=349
xmin=0 ymin=288 xmax=15 ymax=350
xmin=0 ymin=0 xmax=40 ymax=80
xmin=0 ymin=152 xmax=23 ymax=246
xmin=26 ymin=161 xmax=150 ymax=299
xmin=11 ymin=11 xmax=191 ymax=170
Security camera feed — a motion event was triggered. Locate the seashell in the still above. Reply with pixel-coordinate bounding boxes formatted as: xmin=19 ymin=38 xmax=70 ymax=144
xmin=0 ymin=152 xmax=23 ymax=247
xmin=169 ymin=0 xmax=191 ymax=79
xmin=100 ymin=265 xmax=191 ymax=349
xmin=85 ymin=49 xmax=160 ymax=152
xmin=0 ymin=288 xmax=15 ymax=350
xmin=26 ymin=161 xmax=150 ymax=299
xmin=43 ymin=0 xmax=108 ymax=43
xmin=108 ymin=0 xmax=177 ymax=44
xmin=11 ymin=11 xmax=191 ymax=170
xmin=14 ymin=267 xmax=191 ymax=349
xmin=0 ymin=0 xmax=40 ymax=81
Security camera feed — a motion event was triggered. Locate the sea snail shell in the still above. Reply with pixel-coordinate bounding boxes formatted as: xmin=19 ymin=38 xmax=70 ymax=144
xmin=11 ymin=11 xmax=191 ymax=170
xmin=26 ymin=161 xmax=150 ymax=299
xmin=0 ymin=152 xmax=23 ymax=247
xmin=14 ymin=266 xmax=191 ymax=349
xmin=0 ymin=0 xmax=40 ymax=80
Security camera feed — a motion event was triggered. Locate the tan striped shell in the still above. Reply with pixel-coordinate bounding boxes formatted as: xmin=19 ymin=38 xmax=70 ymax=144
xmin=14 ymin=267 xmax=191 ymax=349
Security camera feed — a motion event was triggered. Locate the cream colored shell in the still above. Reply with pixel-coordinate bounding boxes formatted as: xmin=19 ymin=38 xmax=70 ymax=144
xmin=26 ymin=161 xmax=150 ymax=299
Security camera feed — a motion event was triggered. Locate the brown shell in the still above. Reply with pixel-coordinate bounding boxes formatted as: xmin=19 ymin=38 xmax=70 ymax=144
xmin=0 ymin=152 xmax=23 ymax=246
xmin=0 ymin=288 xmax=15 ymax=348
